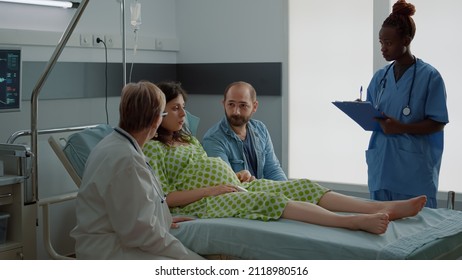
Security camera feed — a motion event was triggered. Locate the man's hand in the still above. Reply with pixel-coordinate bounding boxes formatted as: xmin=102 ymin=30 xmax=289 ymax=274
xmin=236 ymin=170 xmax=256 ymax=182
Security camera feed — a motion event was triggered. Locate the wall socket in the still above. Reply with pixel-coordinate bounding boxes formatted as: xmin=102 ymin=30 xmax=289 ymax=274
xmin=80 ymin=34 xmax=110 ymax=48
xmin=155 ymin=38 xmax=179 ymax=51
xmin=104 ymin=35 xmax=114 ymax=48
xmin=155 ymin=38 xmax=164 ymax=50
xmin=93 ymin=34 xmax=104 ymax=47
xmin=79 ymin=34 xmax=92 ymax=47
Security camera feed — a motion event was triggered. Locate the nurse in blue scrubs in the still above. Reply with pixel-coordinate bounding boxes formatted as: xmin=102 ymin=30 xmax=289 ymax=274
xmin=366 ymin=0 xmax=449 ymax=208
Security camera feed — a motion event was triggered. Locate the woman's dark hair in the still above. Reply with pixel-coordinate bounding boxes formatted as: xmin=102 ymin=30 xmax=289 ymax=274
xmin=154 ymin=81 xmax=192 ymax=145
xmin=382 ymin=0 xmax=416 ymax=39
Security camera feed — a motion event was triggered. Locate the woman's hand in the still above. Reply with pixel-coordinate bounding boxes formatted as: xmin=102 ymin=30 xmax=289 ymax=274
xmin=205 ymin=185 xmax=239 ymax=197
xmin=377 ymin=116 xmax=445 ymax=135
xmin=166 ymin=185 xmax=239 ymax=208
xmin=170 ymin=216 xmax=195 ymax=229
xmin=236 ymin=170 xmax=256 ymax=183
xmin=377 ymin=116 xmax=403 ymax=134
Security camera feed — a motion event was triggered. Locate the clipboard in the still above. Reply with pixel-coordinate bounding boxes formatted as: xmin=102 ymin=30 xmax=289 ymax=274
xmin=332 ymin=101 xmax=383 ymax=131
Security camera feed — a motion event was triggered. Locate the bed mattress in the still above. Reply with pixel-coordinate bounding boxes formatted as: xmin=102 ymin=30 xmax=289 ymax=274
xmin=171 ymin=207 xmax=462 ymax=260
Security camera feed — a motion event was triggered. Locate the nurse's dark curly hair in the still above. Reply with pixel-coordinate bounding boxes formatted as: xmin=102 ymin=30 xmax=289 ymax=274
xmin=153 ymin=81 xmax=192 ymax=145
xmin=382 ymin=0 xmax=416 ymax=39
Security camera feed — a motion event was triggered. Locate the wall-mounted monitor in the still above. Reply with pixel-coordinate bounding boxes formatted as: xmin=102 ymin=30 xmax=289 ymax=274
xmin=0 ymin=47 xmax=21 ymax=112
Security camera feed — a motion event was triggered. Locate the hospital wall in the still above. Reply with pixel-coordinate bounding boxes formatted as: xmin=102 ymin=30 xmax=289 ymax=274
xmin=0 ymin=0 xmax=286 ymax=259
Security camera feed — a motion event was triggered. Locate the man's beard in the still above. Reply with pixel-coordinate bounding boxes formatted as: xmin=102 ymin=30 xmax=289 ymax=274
xmin=227 ymin=114 xmax=250 ymax=127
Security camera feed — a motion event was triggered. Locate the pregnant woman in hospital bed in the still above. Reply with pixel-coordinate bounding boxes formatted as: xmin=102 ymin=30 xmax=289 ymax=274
xmin=143 ymin=81 xmax=427 ymax=235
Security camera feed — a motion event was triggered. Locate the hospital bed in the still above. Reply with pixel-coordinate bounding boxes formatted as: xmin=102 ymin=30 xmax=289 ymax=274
xmin=32 ymin=124 xmax=462 ymax=259
xmin=171 ymin=208 xmax=462 ymax=259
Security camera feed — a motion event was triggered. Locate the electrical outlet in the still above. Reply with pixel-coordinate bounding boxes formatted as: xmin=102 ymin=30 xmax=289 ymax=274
xmin=93 ymin=34 xmax=105 ymax=47
xmin=80 ymin=34 xmax=92 ymax=47
xmin=154 ymin=38 xmax=179 ymax=51
xmin=155 ymin=39 xmax=164 ymax=50
xmin=104 ymin=35 xmax=114 ymax=48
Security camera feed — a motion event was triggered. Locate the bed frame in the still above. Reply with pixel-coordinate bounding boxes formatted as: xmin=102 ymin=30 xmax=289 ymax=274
xmin=7 ymin=125 xmax=99 ymax=259
xmin=15 ymin=124 xmax=462 ymax=260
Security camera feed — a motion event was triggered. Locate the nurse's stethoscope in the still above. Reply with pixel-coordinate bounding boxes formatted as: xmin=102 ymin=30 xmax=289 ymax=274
xmin=114 ymin=127 xmax=167 ymax=203
xmin=376 ymin=56 xmax=417 ymax=116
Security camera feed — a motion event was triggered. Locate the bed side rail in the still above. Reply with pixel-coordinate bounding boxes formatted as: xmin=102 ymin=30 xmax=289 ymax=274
xmin=38 ymin=192 xmax=78 ymax=260
xmin=7 ymin=125 xmax=100 ymax=144
xmin=447 ymin=191 xmax=455 ymax=210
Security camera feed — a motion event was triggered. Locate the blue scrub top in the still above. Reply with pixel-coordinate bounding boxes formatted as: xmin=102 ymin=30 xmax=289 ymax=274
xmin=365 ymin=58 xmax=449 ymax=198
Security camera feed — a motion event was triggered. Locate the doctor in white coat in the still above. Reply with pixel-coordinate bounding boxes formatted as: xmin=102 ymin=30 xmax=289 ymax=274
xmin=71 ymin=81 xmax=201 ymax=259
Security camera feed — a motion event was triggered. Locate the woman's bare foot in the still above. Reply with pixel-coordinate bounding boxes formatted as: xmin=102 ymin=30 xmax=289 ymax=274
xmin=381 ymin=195 xmax=427 ymax=220
xmin=349 ymin=213 xmax=389 ymax=234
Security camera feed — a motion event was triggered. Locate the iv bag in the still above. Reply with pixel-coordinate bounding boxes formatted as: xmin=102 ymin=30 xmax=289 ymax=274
xmin=130 ymin=0 xmax=141 ymax=30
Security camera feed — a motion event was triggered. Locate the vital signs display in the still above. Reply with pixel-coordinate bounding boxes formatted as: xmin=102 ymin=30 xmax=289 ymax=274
xmin=0 ymin=48 xmax=21 ymax=112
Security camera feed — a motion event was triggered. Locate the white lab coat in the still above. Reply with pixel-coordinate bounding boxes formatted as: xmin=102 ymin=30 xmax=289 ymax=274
xmin=70 ymin=128 xmax=199 ymax=259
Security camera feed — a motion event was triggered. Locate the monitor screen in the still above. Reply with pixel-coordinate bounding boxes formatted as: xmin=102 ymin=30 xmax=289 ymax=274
xmin=0 ymin=48 xmax=21 ymax=112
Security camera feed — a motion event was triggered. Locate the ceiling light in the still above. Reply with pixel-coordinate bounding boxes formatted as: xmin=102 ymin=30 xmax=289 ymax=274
xmin=0 ymin=0 xmax=79 ymax=9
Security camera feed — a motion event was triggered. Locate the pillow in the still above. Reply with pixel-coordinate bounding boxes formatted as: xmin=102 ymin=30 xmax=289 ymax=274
xmin=63 ymin=124 xmax=113 ymax=178
xmin=185 ymin=110 xmax=200 ymax=136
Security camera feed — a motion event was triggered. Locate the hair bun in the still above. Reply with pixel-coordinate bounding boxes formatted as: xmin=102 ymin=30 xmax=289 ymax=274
xmin=392 ymin=0 xmax=416 ymax=17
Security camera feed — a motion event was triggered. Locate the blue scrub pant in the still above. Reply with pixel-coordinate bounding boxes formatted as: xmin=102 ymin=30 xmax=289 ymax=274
xmin=371 ymin=189 xmax=437 ymax=208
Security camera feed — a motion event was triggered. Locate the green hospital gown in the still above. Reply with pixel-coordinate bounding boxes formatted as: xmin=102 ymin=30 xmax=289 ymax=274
xmin=143 ymin=137 xmax=329 ymax=221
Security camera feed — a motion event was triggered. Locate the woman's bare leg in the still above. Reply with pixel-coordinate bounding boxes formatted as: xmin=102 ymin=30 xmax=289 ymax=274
xmin=317 ymin=191 xmax=427 ymax=220
xmin=281 ymin=201 xmax=389 ymax=234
